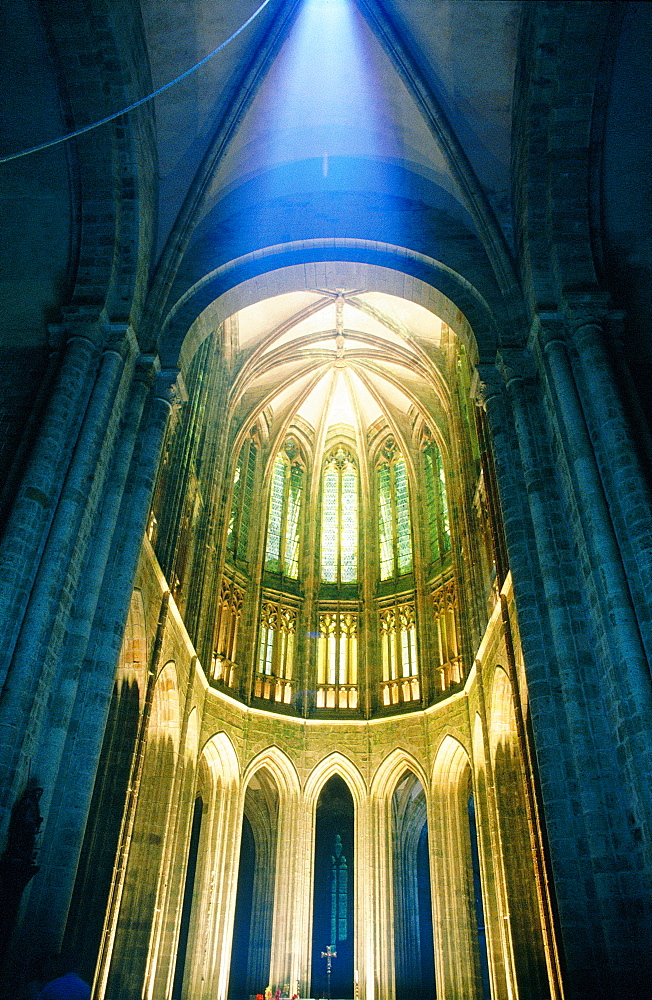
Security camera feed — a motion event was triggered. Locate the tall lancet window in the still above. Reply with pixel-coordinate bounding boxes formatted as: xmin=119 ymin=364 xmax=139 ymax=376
xmin=264 ymin=439 xmax=304 ymax=579
xmin=227 ymin=435 xmax=257 ymax=564
xmin=377 ymin=438 xmax=413 ymax=580
xmin=321 ymin=446 xmax=358 ymax=584
xmin=423 ymin=439 xmax=451 ymax=564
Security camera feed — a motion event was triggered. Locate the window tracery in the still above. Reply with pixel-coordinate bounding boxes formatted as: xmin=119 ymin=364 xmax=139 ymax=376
xmin=212 ymin=577 xmax=244 ymax=689
xmin=431 ymin=578 xmax=462 ymax=691
xmin=321 ymin=446 xmax=358 ymax=585
xmin=264 ymin=439 xmax=304 ymax=579
xmin=255 ymin=597 xmax=297 ymax=704
xmin=317 ymin=607 xmax=359 ymax=709
xmin=376 ymin=438 xmax=413 ymax=580
xmin=423 ymin=439 xmax=450 ymax=566
xmin=226 ymin=435 xmax=257 ymax=565
xmin=379 ymin=600 xmax=420 ymax=706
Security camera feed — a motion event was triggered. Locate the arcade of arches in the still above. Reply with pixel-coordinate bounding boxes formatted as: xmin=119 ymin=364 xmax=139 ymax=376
xmin=0 ymin=3 xmax=651 ymax=1000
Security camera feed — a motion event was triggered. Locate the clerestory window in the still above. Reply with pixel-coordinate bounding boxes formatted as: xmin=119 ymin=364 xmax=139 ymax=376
xmin=321 ymin=446 xmax=358 ymax=584
xmin=264 ymin=439 xmax=304 ymax=579
xmin=226 ymin=436 xmax=257 ymax=564
xmin=377 ymin=439 xmax=413 ymax=580
xmin=423 ymin=439 xmax=450 ymax=565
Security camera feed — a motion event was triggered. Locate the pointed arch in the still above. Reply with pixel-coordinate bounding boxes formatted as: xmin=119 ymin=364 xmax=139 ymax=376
xmin=488 ymin=665 xmax=515 ymax=756
xmin=371 ymin=747 xmax=429 ymax=799
xmin=243 ymin=745 xmax=301 ymax=798
xmin=116 ymin=588 xmax=148 ymax=706
xmin=184 ymin=706 xmax=200 ymax=765
xmin=430 ymin=734 xmax=483 ymax=1000
xmin=304 ymin=751 xmax=367 ymax=811
xmin=487 ymin=667 xmax=550 ymax=998
xmin=198 ymin=730 xmax=240 ymax=791
xmin=149 ymin=659 xmax=181 ymax=749
xmin=170 ymin=254 xmax=493 ymax=372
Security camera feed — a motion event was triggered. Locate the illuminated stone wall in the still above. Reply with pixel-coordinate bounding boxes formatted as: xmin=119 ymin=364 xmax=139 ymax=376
xmin=74 ymin=536 xmax=552 ymax=1000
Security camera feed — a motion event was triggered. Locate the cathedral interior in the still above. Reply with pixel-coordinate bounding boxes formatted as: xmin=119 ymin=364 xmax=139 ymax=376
xmin=0 ymin=1 xmax=651 ymax=999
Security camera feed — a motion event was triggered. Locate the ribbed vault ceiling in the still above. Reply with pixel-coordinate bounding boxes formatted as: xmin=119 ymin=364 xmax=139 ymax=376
xmin=228 ymin=289 xmax=450 ymax=462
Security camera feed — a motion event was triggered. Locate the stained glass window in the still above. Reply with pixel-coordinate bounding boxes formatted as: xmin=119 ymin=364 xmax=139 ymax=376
xmin=227 ymin=437 xmax=257 ymax=563
xmin=424 ymin=439 xmax=450 ymax=564
xmin=320 ymin=447 xmax=358 ymax=584
xmin=264 ymin=440 xmax=304 ymax=580
xmin=377 ymin=439 xmax=413 ymax=580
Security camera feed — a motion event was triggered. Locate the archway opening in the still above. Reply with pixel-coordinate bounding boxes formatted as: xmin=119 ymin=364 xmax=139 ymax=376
xmin=391 ymin=770 xmax=435 ymax=1000
xmin=311 ymin=774 xmax=354 ymax=999
xmin=63 ymin=677 xmax=141 ymax=985
xmin=229 ymin=768 xmax=280 ymax=999
xmin=467 ymin=788 xmax=491 ymax=1000
xmin=172 ymin=794 xmax=204 ymax=1000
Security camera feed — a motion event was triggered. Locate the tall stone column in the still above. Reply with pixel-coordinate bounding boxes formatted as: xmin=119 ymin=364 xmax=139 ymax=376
xmin=0 ymin=333 xmax=98 ymax=685
xmin=565 ymin=298 xmax=652 ymax=662
xmin=368 ymin=793 xmax=393 ymax=1000
xmin=9 ymin=366 xmax=183 ymax=967
xmin=268 ymin=784 xmax=301 ymax=997
xmin=289 ymin=787 xmax=314 ymax=1000
xmin=144 ymin=664 xmax=198 ymax=1000
xmin=536 ymin=318 xmax=652 ymax=855
xmin=479 ymin=351 xmax=652 ymax=997
xmin=196 ymin=777 xmax=242 ymax=1000
xmin=355 ymin=795 xmax=373 ymax=1000
xmin=476 ymin=359 xmax=602 ymax=992
xmin=30 ymin=353 xmax=153 ymax=807
xmin=0 ymin=332 xmax=134 ymax=835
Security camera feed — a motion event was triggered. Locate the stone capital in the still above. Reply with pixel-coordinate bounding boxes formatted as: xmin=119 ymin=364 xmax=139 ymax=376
xmin=495 ymin=347 xmax=537 ymax=387
xmin=134 ymin=353 xmax=161 ymax=388
xmin=561 ymin=288 xmax=611 ymax=334
xmin=101 ymin=320 xmax=140 ymax=359
xmin=154 ymin=368 xmax=188 ymax=411
xmin=473 ymin=363 xmax=505 ymax=409
xmin=529 ymin=311 xmax=567 ymax=354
